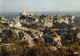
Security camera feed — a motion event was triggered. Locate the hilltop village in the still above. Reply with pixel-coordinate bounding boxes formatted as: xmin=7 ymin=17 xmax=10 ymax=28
xmin=0 ymin=12 xmax=80 ymax=56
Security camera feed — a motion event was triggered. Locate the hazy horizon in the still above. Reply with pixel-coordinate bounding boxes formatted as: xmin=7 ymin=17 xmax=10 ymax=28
xmin=0 ymin=11 xmax=80 ymax=19
xmin=0 ymin=0 xmax=80 ymax=13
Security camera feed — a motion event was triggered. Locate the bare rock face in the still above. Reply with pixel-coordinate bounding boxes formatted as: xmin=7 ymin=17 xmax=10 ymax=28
xmin=9 ymin=21 xmax=22 ymax=28
xmin=71 ymin=15 xmax=75 ymax=23
xmin=0 ymin=16 xmax=7 ymax=23
xmin=13 ymin=29 xmax=41 ymax=47
xmin=9 ymin=17 xmax=22 ymax=28
xmin=54 ymin=18 xmax=69 ymax=24
xmin=20 ymin=12 xmax=35 ymax=17
xmin=13 ymin=30 xmax=32 ymax=40
xmin=77 ymin=33 xmax=80 ymax=39
xmin=43 ymin=30 xmax=62 ymax=47
xmin=53 ymin=15 xmax=75 ymax=24
xmin=1 ymin=12 xmax=77 ymax=48
xmin=28 ymin=29 xmax=43 ymax=38
xmin=20 ymin=12 xmax=28 ymax=17
xmin=53 ymin=35 xmax=62 ymax=47
xmin=40 ymin=17 xmax=53 ymax=27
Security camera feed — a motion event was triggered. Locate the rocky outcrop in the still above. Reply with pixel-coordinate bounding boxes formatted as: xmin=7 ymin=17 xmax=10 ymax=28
xmin=53 ymin=15 xmax=75 ymax=24
xmin=20 ymin=12 xmax=35 ymax=17
xmin=0 ymin=16 xmax=7 ymax=23
xmin=40 ymin=17 xmax=53 ymax=27
xmin=28 ymin=29 xmax=43 ymax=38
xmin=8 ymin=17 xmax=22 ymax=28
xmin=77 ymin=33 xmax=80 ymax=39
xmin=43 ymin=34 xmax=62 ymax=47
xmin=20 ymin=12 xmax=28 ymax=17
xmin=13 ymin=30 xmax=32 ymax=40
xmin=52 ymin=34 xmax=62 ymax=47
xmin=9 ymin=21 xmax=22 ymax=28
xmin=0 ymin=12 xmax=77 ymax=48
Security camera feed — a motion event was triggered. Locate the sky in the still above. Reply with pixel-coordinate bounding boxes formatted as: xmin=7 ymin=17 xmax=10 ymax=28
xmin=0 ymin=0 xmax=80 ymax=13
